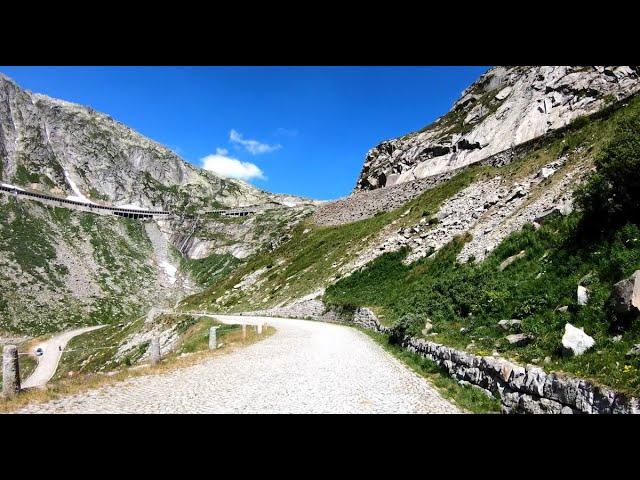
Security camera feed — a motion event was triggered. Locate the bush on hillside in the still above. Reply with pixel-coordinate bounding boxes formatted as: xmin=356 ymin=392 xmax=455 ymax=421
xmin=576 ymin=112 xmax=640 ymax=232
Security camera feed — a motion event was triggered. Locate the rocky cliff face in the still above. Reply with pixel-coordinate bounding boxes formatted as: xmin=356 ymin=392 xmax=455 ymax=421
xmin=356 ymin=66 xmax=640 ymax=191
xmin=0 ymin=73 xmax=273 ymax=210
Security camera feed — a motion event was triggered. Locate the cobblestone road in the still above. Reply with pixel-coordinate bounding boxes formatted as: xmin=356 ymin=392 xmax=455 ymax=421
xmin=16 ymin=316 xmax=461 ymax=414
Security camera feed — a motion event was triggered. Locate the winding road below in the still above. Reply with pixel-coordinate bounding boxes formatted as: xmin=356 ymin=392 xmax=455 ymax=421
xmin=21 ymin=326 xmax=105 ymax=390
xmin=16 ymin=316 xmax=460 ymax=413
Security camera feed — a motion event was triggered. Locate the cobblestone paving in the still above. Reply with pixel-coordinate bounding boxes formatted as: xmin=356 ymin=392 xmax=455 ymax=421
xmin=16 ymin=316 xmax=461 ymax=414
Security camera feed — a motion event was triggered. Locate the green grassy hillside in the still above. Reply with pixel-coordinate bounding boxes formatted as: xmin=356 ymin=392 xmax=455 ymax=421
xmin=0 ymin=198 xmax=157 ymax=335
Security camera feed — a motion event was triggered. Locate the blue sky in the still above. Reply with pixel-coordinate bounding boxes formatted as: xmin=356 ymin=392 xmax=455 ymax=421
xmin=0 ymin=66 xmax=489 ymax=200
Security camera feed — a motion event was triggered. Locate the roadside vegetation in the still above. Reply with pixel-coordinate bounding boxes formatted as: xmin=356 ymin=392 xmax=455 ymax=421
xmin=180 ymin=253 xmax=240 ymax=289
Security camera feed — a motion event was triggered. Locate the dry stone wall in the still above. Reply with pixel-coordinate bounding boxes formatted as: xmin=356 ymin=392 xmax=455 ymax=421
xmin=350 ymin=307 xmax=640 ymax=414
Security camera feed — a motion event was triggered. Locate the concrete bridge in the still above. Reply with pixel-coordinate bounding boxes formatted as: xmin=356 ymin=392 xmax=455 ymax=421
xmin=0 ymin=184 xmax=257 ymax=220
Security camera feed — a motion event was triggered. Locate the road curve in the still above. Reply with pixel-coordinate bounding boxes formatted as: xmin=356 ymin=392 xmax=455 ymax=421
xmin=16 ymin=316 xmax=461 ymax=413
xmin=21 ymin=326 xmax=105 ymax=389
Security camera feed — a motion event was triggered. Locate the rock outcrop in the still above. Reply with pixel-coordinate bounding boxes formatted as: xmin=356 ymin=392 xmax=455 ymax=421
xmin=611 ymin=270 xmax=640 ymax=320
xmin=355 ymin=66 xmax=640 ymax=192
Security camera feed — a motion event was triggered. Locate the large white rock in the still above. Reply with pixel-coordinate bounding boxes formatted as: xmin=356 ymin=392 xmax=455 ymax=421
xmin=577 ymin=285 xmax=590 ymax=306
xmin=562 ymin=323 xmax=595 ymax=356
xmin=495 ymin=86 xmax=512 ymax=101
xmin=537 ymin=167 xmax=556 ymax=179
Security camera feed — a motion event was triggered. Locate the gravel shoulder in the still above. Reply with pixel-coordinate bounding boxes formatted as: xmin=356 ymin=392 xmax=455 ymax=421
xmin=16 ymin=316 xmax=460 ymax=413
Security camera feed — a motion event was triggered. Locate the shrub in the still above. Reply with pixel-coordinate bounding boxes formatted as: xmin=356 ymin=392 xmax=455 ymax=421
xmin=576 ymin=111 xmax=640 ymax=232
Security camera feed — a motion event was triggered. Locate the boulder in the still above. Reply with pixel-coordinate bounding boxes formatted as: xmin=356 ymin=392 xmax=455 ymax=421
xmin=499 ymin=250 xmax=526 ymax=271
xmin=495 ymin=86 xmax=512 ymax=101
xmin=577 ymin=285 xmax=590 ymax=306
xmin=498 ymin=319 xmax=522 ymax=332
xmin=534 ymin=208 xmax=562 ymax=225
xmin=537 ymin=167 xmax=556 ymax=179
xmin=626 ymin=345 xmax=640 ymax=359
xmin=562 ymin=323 xmax=595 ymax=356
xmin=506 ymin=333 xmax=534 ymax=347
xmin=506 ymin=187 xmax=527 ymax=203
xmin=611 ymin=270 xmax=640 ymax=318
xmin=421 ymin=320 xmax=433 ymax=336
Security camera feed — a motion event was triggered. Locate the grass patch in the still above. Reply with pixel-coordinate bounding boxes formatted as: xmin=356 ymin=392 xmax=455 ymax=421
xmin=13 ymin=163 xmax=41 ymax=185
xmin=180 ymin=253 xmax=240 ymax=289
xmin=0 ymin=198 xmax=56 ymax=277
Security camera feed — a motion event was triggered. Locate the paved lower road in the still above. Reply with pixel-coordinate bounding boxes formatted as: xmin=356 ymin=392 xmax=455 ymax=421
xmin=16 ymin=316 xmax=460 ymax=413
xmin=21 ymin=325 xmax=105 ymax=390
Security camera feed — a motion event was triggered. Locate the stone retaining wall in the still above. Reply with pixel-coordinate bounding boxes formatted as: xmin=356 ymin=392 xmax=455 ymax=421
xmin=350 ymin=307 xmax=640 ymax=414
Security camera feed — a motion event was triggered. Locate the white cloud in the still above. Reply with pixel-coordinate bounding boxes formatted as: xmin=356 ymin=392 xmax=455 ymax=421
xmin=229 ymin=129 xmax=281 ymax=155
xmin=201 ymin=148 xmax=265 ymax=181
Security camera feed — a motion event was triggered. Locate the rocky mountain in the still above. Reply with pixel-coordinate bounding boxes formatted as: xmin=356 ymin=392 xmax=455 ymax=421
xmin=355 ymin=66 xmax=640 ymax=191
xmin=0 ymin=73 xmax=282 ymax=210
xmin=0 ymin=73 xmax=317 ymax=336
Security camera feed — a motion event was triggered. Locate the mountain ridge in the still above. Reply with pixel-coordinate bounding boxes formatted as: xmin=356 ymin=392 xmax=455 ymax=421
xmin=0 ymin=72 xmax=297 ymax=212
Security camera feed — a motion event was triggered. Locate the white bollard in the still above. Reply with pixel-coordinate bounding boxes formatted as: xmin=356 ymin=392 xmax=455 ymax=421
xmin=150 ymin=337 xmax=161 ymax=365
xmin=208 ymin=326 xmax=219 ymax=350
xmin=2 ymin=345 xmax=20 ymax=397
xmin=257 ymin=323 xmax=263 ymax=335
xmin=242 ymin=324 xmax=247 ymax=340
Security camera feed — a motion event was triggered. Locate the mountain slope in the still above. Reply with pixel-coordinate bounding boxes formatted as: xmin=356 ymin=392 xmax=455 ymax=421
xmin=0 ymin=73 xmax=271 ymax=210
xmin=0 ymin=73 xmax=317 ymax=338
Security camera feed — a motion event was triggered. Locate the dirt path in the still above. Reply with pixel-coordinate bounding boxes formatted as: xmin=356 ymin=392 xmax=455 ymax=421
xmin=21 ymin=326 xmax=105 ymax=389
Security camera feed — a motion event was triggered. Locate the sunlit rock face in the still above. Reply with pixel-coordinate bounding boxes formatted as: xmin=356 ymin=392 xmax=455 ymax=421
xmin=355 ymin=66 xmax=640 ymax=191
